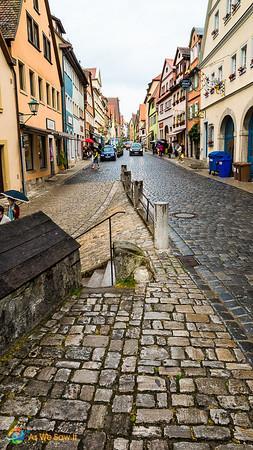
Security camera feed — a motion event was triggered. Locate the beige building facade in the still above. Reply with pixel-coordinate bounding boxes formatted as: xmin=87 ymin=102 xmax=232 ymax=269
xmin=0 ymin=32 xmax=22 ymax=192
xmin=200 ymin=0 xmax=253 ymax=175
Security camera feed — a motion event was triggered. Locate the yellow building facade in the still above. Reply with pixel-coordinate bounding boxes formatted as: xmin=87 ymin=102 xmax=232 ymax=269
xmin=0 ymin=32 xmax=22 ymax=192
xmin=0 ymin=0 xmax=63 ymax=191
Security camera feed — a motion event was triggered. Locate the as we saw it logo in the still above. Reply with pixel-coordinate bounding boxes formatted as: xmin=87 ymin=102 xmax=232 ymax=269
xmin=7 ymin=424 xmax=30 ymax=445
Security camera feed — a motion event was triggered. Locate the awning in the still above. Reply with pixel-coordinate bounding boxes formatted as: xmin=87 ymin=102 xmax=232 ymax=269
xmin=172 ymin=129 xmax=186 ymax=135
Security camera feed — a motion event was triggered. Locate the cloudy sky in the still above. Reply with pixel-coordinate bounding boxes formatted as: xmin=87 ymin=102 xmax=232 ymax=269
xmin=49 ymin=0 xmax=208 ymax=120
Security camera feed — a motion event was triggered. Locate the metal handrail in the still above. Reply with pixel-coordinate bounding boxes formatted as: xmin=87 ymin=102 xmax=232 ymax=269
xmin=75 ymin=210 xmax=126 ymax=286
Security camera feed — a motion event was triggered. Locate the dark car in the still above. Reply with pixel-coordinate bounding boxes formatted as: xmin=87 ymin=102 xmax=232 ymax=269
xmin=100 ymin=145 xmax=117 ymax=161
xmin=129 ymin=143 xmax=143 ymax=156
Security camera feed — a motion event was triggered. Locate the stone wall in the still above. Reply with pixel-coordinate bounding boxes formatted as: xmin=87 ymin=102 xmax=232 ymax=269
xmin=0 ymin=250 xmax=81 ymax=356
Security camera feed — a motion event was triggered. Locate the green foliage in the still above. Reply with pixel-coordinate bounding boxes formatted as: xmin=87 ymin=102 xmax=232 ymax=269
xmin=116 ymin=275 xmax=136 ymax=289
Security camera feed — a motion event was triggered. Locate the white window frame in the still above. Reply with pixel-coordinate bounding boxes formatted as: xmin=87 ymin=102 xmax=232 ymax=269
xmin=231 ymin=54 xmax=237 ymax=74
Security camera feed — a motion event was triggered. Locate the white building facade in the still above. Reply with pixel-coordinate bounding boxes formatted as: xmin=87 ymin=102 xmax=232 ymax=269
xmin=200 ymin=0 xmax=253 ymax=175
xmin=157 ymin=59 xmax=174 ymax=142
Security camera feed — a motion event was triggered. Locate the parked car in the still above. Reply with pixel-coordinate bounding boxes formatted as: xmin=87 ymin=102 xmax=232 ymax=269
xmin=129 ymin=143 xmax=143 ymax=156
xmin=117 ymin=145 xmax=124 ymax=157
xmin=100 ymin=145 xmax=117 ymax=161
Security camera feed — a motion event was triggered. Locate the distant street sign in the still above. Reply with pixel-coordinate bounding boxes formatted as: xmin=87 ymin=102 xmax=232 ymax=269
xmin=181 ymin=79 xmax=192 ymax=90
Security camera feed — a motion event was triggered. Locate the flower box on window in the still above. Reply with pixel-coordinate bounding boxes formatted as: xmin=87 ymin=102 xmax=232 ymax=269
xmin=250 ymin=59 xmax=253 ymax=69
xmin=210 ymin=87 xmax=215 ymax=94
xmin=223 ymin=12 xmax=231 ymax=23
xmin=232 ymin=0 xmax=241 ymax=13
xmin=211 ymin=29 xmax=219 ymax=38
xmin=204 ymin=91 xmax=209 ymax=98
xmin=238 ymin=66 xmax=246 ymax=75
xmin=229 ymin=73 xmax=236 ymax=81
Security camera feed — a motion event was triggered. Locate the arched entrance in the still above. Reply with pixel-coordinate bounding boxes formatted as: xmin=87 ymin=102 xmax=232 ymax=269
xmin=248 ymin=113 xmax=253 ymax=176
xmin=223 ymin=116 xmax=234 ymax=160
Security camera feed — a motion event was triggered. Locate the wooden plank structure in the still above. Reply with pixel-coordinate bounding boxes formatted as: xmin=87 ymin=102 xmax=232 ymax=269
xmin=0 ymin=211 xmax=80 ymax=299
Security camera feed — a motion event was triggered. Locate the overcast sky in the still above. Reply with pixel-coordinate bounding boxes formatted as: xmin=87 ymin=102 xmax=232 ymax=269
xmin=49 ymin=0 xmax=208 ymax=120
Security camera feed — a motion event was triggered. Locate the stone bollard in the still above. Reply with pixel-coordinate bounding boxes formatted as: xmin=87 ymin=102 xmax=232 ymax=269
xmin=133 ymin=181 xmax=143 ymax=210
xmin=121 ymin=165 xmax=127 ymax=184
xmin=125 ymin=171 xmax=132 ymax=194
xmin=154 ymin=202 xmax=169 ymax=250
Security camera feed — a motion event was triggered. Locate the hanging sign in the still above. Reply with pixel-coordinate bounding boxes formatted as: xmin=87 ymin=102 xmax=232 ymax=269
xmin=181 ymin=79 xmax=192 ymax=90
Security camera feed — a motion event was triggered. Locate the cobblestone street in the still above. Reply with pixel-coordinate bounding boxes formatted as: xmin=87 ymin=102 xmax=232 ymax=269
xmin=1 ymin=157 xmax=253 ymax=448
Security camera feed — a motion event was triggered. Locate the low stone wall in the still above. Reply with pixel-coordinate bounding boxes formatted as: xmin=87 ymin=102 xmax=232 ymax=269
xmin=0 ymin=250 xmax=81 ymax=356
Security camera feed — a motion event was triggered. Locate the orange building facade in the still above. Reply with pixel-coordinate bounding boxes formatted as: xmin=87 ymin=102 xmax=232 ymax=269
xmin=0 ymin=0 xmax=63 ymax=191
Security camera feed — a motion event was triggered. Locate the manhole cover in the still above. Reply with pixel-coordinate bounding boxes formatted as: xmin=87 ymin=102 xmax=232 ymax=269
xmin=178 ymin=256 xmax=199 ymax=268
xmin=173 ymin=212 xmax=196 ymax=219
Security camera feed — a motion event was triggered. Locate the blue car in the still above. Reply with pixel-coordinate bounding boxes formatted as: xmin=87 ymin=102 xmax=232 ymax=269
xmin=100 ymin=145 xmax=117 ymax=161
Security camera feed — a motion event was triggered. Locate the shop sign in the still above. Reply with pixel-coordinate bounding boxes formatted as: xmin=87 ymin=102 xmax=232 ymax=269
xmin=181 ymin=79 xmax=192 ymax=90
xmin=46 ymin=119 xmax=56 ymax=131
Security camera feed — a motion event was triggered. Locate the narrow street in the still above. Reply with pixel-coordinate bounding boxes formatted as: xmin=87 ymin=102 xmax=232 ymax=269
xmin=23 ymin=152 xmax=253 ymax=339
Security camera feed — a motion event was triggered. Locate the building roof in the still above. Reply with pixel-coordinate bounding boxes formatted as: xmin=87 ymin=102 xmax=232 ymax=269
xmin=86 ymin=68 xmax=97 ymax=79
xmin=153 ymin=74 xmax=162 ymax=81
xmin=189 ymin=27 xmax=204 ymax=46
xmin=108 ymin=98 xmax=121 ymax=123
xmin=0 ymin=0 xmax=22 ymax=40
xmin=52 ymin=15 xmax=66 ymax=34
xmin=178 ymin=47 xmax=190 ymax=57
xmin=139 ymin=104 xmax=146 ymax=122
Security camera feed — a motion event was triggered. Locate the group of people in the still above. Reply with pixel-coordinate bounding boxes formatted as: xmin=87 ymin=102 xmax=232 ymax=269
xmin=82 ymin=141 xmax=103 ymax=170
xmin=152 ymin=141 xmax=185 ymax=162
xmin=0 ymin=197 xmax=20 ymax=226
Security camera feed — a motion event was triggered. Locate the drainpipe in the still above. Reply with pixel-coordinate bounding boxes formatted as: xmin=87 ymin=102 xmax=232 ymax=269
xmin=61 ymin=53 xmax=69 ymax=169
xmin=12 ymin=66 xmax=26 ymax=194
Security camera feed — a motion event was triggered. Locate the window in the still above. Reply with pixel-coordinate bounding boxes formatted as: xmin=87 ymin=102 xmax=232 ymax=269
xmin=27 ymin=13 xmax=40 ymax=50
xmin=231 ymin=54 xmax=237 ymax=74
xmin=43 ymin=34 xmax=51 ymax=63
xmin=24 ymin=134 xmax=34 ymax=171
xmin=189 ymin=105 xmax=193 ymax=119
xmin=241 ymin=45 xmax=247 ymax=68
xmin=218 ymin=66 xmax=223 ymax=81
xmin=214 ymin=11 xmax=219 ymax=32
xmin=226 ymin=0 xmax=232 ymax=14
xmin=38 ymin=77 xmax=43 ymax=101
xmin=46 ymin=83 xmax=51 ymax=106
xmin=38 ymin=136 xmax=47 ymax=169
xmin=29 ymin=70 xmax=35 ymax=97
xmin=195 ymin=103 xmax=199 ymax=117
xmin=208 ymin=124 xmax=214 ymax=145
xmin=18 ymin=61 xmax=26 ymax=91
xmin=57 ymin=92 xmax=60 ymax=111
xmin=160 ymin=104 xmax=164 ymax=113
xmin=52 ymin=87 xmax=56 ymax=109
xmin=33 ymin=0 xmax=39 ymax=12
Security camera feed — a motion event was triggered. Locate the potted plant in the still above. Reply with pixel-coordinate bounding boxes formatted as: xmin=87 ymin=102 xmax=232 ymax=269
xmin=238 ymin=66 xmax=246 ymax=75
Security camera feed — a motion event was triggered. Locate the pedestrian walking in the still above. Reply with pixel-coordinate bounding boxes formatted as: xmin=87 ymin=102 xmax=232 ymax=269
xmin=0 ymin=205 xmax=11 ymax=225
xmin=7 ymin=197 xmax=20 ymax=221
xmin=92 ymin=148 xmax=100 ymax=170
xmin=178 ymin=144 xmax=185 ymax=163
xmin=168 ymin=144 xmax=173 ymax=159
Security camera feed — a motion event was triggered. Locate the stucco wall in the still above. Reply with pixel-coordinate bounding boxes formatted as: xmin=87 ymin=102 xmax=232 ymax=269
xmin=0 ymin=48 xmax=21 ymax=191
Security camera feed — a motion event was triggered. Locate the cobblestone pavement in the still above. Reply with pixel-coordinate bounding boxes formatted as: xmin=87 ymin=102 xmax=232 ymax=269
xmin=1 ymin=239 xmax=253 ymax=449
xmin=65 ymin=152 xmax=253 ymax=343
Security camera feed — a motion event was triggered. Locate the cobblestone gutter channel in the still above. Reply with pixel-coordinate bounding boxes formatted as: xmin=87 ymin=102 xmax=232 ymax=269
xmin=0 ymin=186 xmax=253 ymax=449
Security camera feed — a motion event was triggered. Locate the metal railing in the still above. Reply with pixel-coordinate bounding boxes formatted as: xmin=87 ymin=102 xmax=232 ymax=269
xmin=139 ymin=190 xmax=154 ymax=225
xmin=74 ymin=210 xmax=125 ymax=286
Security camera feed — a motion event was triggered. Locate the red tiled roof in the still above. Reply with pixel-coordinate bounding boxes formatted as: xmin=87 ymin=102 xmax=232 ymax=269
xmin=139 ymin=104 xmax=146 ymax=121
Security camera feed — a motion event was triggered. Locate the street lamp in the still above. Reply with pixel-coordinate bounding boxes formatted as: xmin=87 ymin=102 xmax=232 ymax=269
xmin=19 ymin=99 xmax=39 ymax=124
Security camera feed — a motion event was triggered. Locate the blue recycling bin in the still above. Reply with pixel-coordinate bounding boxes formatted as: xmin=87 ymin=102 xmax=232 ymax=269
xmin=208 ymin=151 xmax=232 ymax=177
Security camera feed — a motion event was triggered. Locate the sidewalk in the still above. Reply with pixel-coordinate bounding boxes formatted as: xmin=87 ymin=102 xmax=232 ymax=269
xmin=147 ymin=151 xmax=253 ymax=195
xmin=0 ymin=184 xmax=253 ymax=449
xmin=27 ymin=159 xmax=92 ymax=201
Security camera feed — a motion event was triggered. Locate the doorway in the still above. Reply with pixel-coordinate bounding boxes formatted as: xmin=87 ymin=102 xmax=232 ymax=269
xmin=0 ymin=145 xmax=4 ymax=192
xmin=224 ymin=116 xmax=234 ymax=160
xmin=49 ymin=138 xmax=55 ymax=176
xmin=248 ymin=113 xmax=253 ymax=176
